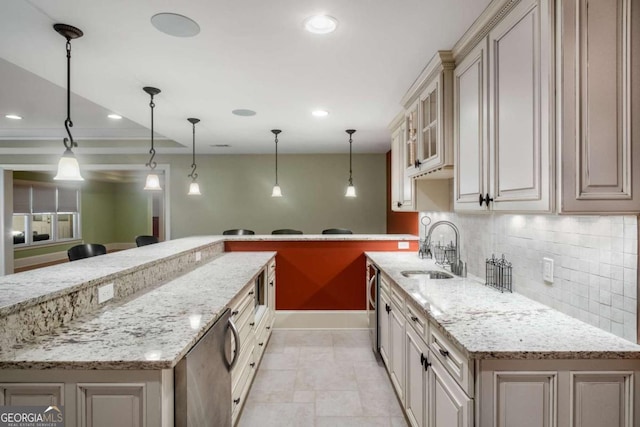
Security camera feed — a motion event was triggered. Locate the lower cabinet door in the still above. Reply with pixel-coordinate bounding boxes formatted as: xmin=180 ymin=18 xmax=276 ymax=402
xmin=379 ymin=291 xmax=391 ymax=369
xmin=77 ymin=384 xmax=145 ymax=427
xmin=389 ymin=300 xmax=405 ymax=402
xmin=428 ymin=353 xmax=472 ymax=427
xmin=405 ymin=327 xmax=428 ymax=427
xmin=0 ymin=383 xmax=64 ymax=406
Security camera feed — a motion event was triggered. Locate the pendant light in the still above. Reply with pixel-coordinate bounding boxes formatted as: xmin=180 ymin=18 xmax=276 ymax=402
xmin=271 ymin=129 xmax=282 ymax=197
xmin=143 ymin=86 xmax=162 ymax=190
xmin=345 ymin=129 xmax=357 ymax=197
xmin=53 ymin=24 xmax=84 ymax=181
xmin=187 ymin=118 xmax=201 ymax=195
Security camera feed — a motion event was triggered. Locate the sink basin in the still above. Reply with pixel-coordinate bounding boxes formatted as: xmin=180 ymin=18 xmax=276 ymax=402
xmin=400 ymin=270 xmax=454 ymax=279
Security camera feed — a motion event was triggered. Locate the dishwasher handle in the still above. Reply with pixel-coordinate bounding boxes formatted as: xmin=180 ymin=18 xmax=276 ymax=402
xmin=226 ymin=318 xmax=241 ymax=371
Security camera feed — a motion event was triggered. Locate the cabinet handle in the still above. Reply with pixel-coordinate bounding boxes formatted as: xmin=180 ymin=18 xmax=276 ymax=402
xmin=233 ymin=398 xmax=240 ymax=405
xmin=270 ymin=280 xmax=274 ymax=286
xmin=438 ymin=348 xmax=450 ymax=358
xmin=266 ymin=326 xmax=271 ymax=330
xmin=414 ymin=159 xmax=422 ymax=168
xmin=249 ymin=291 xmax=254 ymax=295
xmin=411 ymin=316 xmax=418 ymax=322
xmin=479 ymin=193 xmax=494 ymax=207
xmin=249 ymin=322 xmax=255 ymax=327
xmin=231 ymin=310 xmax=239 ymax=316
xmin=250 ymin=362 xmax=256 ymax=368
xmin=396 ymin=201 xmax=402 ymax=208
xmin=385 ymin=304 xmax=391 ymax=314
xmin=420 ymin=353 xmax=425 ymax=366
xmin=259 ymin=342 xmax=264 ymax=346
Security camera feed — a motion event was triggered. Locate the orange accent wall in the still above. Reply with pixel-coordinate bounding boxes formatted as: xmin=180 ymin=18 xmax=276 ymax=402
xmin=386 ymin=151 xmax=418 ymax=234
xmin=225 ymin=240 xmax=418 ymax=310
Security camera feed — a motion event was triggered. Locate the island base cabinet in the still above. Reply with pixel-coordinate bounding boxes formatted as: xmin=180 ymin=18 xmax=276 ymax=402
xmin=0 ymin=383 xmax=64 ymax=406
xmin=405 ymin=326 xmax=429 ymax=427
xmin=478 ymin=359 xmax=640 ymax=427
xmin=429 ymin=353 xmax=472 ymax=427
xmin=77 ymin=384 xmax=145 ymax=427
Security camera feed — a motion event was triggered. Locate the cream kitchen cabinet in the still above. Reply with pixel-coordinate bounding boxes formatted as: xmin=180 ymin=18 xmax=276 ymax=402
xmin=454 ymin=0 xmax=553 ymax=212
xmin=559 ymin=0 xmax=640 ymax=213
xmin=405 ymin=325 xmax=429 ymax=427
xmin=428 ymin=352 xmax=473 ymax=427
xmin=389 ymin=297 xmax=406 ymax=402
xmin=401 ymin=51 xmax=455 ymax=179
xmin=379 ymin=288 xmax=391 ymax=367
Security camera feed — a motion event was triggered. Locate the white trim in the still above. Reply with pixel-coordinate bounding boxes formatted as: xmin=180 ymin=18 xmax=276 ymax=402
xmin=274 ymin=310 xmax=368 ymax=329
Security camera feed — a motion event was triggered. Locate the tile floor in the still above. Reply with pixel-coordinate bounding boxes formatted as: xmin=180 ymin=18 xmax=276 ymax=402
xmin=238 ymin=329 xmax=408 ymax=427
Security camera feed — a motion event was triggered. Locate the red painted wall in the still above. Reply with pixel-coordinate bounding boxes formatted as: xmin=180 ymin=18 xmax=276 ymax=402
xmin=386 ymin=151 xmax=418 ymax=235
xmin=225 ymin=240 xmax=418 ymax=310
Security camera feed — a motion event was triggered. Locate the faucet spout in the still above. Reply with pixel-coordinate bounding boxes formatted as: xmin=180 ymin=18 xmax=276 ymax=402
xmin=424 ymin=220 xmax=466 ymax=277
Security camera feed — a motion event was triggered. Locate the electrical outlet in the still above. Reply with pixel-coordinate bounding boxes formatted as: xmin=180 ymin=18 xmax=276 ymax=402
xmin=398 ymin=241 xmax=410 ymax=250
xmin=195 ymin=251 xmax=202 ymax=262
xmin=98 ymin=283 xmax=114 ymax=304
xmin=542 ymin=258 xmax=554 ymax=283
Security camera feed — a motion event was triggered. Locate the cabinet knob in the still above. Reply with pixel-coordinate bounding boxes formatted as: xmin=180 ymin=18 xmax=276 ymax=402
xmin=270 ymin=280 xmax=274 ymax=286
xmin=414 ymin=159 xmax=422 ymax=169
xmin=259 ymin=342 xmax=264 ymax=346
xmin=233 ymin=398 xmax=240 ymax=405
xmin=411 ymin=316 xmax=418 ymax=322
xmin=249 ymin=322 xmax=255 ymax=327
xmin=420 ymin=353 xmax=426 ymax=366
xmin=385 ymin=304 xmax=391 ymax=314
xmin=231 ymin=310 xmax=239 ymax=316
xmin=249 ymin=291 xmax=255 ymax=295
xmin=266 ymin=326 xmax=271 ymax=330
xmin=250 ymin=362 xmax=256 ymax=368
xmin=396 ymin=201 xmax=402 ymax=208
xmin=424 ymin=360 xmax=431 ymax=371
xmin=438 ymin=348 xmax=450 ymax=358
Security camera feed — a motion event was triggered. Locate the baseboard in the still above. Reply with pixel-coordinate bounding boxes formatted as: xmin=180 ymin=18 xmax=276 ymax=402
xmin=274 ymin=310 xmax=368 ymax=329
xmin=13 ymin=242 xmax=135 ymax=270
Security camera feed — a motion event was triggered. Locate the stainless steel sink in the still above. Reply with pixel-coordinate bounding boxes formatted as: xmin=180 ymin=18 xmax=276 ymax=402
xmin=400 ymin=270 xmax=454 ymax=279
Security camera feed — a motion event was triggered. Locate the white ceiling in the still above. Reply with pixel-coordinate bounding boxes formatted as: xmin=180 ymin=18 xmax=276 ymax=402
xmin=0 ymin=0 xmax=491 ymax=155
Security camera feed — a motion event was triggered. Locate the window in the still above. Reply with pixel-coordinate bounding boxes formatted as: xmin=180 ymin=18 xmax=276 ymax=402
xmin=12 ymin=180 xmax=81 ymax=247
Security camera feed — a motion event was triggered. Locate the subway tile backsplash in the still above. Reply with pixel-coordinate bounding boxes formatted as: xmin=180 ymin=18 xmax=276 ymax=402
xmin=419 ymin=212 xmax=639 ymax=343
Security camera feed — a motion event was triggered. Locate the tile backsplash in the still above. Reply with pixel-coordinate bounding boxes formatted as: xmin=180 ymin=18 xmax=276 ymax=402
xmin=419 ymin=212 xmax=639 ymax=343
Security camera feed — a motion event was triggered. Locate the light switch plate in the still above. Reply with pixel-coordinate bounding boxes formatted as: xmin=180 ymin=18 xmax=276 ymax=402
xmin=398 ymin=241 xmax=410 ymax=250
xmin=98 ymin=283 xmax=114 ymax=304
xmin=542 ymin=258 xmax=554 ymax=283
xmin=195 ymin=251 xmax=202 ymax=262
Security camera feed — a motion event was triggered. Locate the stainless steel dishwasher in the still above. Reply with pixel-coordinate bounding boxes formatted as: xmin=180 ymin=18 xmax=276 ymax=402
xmin=175 ymin=309 xmax=240 ymax=427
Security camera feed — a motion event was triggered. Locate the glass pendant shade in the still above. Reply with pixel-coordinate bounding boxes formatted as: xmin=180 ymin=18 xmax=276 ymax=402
xmin=345 ymin=184 xmax=357 ymax=198
xmin=271 ymin=184 xmax=282 ymax=198
xmin=144 ymin=173 xmax=162 ymax=190
xmin=188 ymin=181 xmax=201 ymax=195
xmin=54 ymin=149 xmax=84 ymax=181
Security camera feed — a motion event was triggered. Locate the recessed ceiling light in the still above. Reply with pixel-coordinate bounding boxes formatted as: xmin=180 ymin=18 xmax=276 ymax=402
xmin=211 ymin=144 xmax=231 ymax=148
xmin=232 ymin=109 xmax=257 ymax=117
xmin=151 ymin=13 xmax=200 ymax=37
xmin=5 ymin=114 xmax=22 ymax=120
xmin=304 ymin=15 xmax=338 ymax=34
xmin=312 ymin=110 xmax=329 ymax=117
xmin=107 ymin=114 xmax=122 ymax=120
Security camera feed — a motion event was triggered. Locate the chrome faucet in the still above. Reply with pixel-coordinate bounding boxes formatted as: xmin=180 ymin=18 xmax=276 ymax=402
xmin=421 ymin=220 xmax=467 ymax=277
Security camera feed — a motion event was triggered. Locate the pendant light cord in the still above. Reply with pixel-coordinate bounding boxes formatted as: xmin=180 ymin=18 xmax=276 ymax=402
xmin=348 ymin=133 xmax=353 ymax=186
xmin=188 ymin=121 xmax=198 ymax=181
xmin=146 ymin=94 xmax=156 ymax=170
xmin=274 ymin=133 xmax=279 ymax=185
xmin=63 ymin=38 xmax=76 ymax=150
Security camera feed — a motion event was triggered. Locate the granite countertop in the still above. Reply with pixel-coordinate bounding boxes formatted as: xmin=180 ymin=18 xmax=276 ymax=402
xmin=366 ymin=252 xmax=640 ymax=360
xmin=0 ymin=251 xmax=275 ymax=370
xmin=0 ymin=236 xmax=226 ymax=317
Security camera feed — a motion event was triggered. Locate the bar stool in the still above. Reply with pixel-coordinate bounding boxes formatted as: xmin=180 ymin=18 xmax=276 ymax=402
xmin=67 ymin=244 xmax=107 ymax=261
xmin=272 ymin=229 xmax=303 ymax=235
xmin=321 ymin=228 xmax=353 ymax=234
xmin=135 ymin=235 xmax=159 ymax=247
xmin=223 ymin=229 xmax=255 ymax=235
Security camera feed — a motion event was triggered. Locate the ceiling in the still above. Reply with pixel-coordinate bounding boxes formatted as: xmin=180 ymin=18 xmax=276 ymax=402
xmin=0 ymin=0 xmax=491 ymax=156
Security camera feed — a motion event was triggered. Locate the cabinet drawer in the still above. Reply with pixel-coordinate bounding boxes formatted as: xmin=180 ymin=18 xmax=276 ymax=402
xmin=391 ymin=284 xmax=405 ymax=312
xmin=232 ymin=347 xmax=256 ymax=422
xmin=406 ymin=301 xmax=428 ymax=338
xmin=428 ymin=326 xmax=473 ymax=397
xmin=231 ymin=287 xmax=255 ymax=329
xmin=380 ymin=273 xmax=391 ymax=295
xmin=232 ymin=337 xmax=255 ymax=390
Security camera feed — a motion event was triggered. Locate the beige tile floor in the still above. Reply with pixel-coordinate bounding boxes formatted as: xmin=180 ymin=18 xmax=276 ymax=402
xmin=238 ymin=329 xmax=408 ymax=427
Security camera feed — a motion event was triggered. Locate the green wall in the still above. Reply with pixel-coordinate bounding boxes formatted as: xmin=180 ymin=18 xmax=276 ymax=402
xmin=114 ymin=182 xmax=152 ymax=243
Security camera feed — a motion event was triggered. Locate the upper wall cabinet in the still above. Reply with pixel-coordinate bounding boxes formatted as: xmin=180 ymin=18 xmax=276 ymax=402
xmin=559 ymin=0 xmax=640 ymax=213
xmin=454 ymin=0 xmax=554 ymax=213
xmin=401 ymin=52 xmax=455 ymax=179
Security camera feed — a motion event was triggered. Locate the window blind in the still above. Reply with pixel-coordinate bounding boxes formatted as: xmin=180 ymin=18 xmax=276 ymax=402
xmin=32 ymin=185 xmax=56 ymax=213
xmin=57 ymin=187 xmax=79 ymax=212
xmin=13 ymin=184 xmax=31 ymax=213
